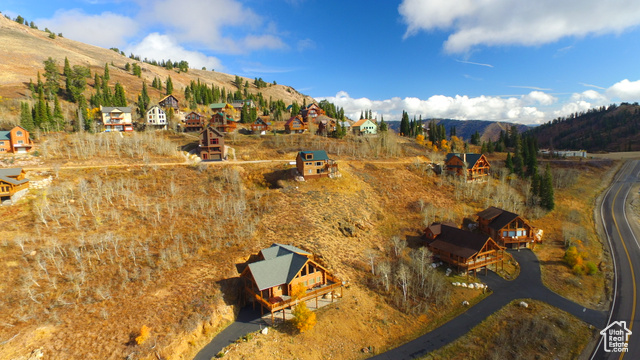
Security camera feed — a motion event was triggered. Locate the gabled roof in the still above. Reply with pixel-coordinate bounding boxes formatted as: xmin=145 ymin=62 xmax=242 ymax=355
xmin=285 ymin=116 xmax=303 ymax=125
xmin=299 ymin=150 xmax=329 ymax=161
xmin=0 ymin=168 xmax=28 ymax=186
xmin=200 ymin=125 xmax=224 ymax=137
xmin=425 ymin=223 xmax=496 ymax=259
xmin=159 ymin=94 xmax=178 ymax=103
xmin=261 ymin=243 xmax=310 ymax=260
xmin=0 ymin=131 xmax=10 ymax=141
xmin=146 ymin=104 xmax=165 ymax=113
xmin=101 ymin=106 xmax=132 ymax=113
xmin=477 ymin=206 xmax=523 ymax=231
xmin=352 ymin=119 xmax=376 ymax=127
xmin=445 ymin=153 xmax=484 ymax=168
xmin=247 ymin=243 xmax=312 ymax=291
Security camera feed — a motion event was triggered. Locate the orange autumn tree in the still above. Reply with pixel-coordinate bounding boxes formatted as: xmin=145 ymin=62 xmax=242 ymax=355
xmin=291 ymin=283 xmax=316 ymax=333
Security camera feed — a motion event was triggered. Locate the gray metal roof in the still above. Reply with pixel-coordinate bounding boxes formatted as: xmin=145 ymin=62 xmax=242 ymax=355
xmin=0 ymin=131 xmax=10 ymax=141
xmin=247 ymin=252 xmax=309 ymax=291
xmin=261 ymin=243 xmax=310 ymax=260
xmin=0 ymin=168 xmax=28 ymax=186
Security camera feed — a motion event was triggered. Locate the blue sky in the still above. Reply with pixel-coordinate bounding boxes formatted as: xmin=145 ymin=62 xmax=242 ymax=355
xmin=3 ymin=0 xmax=640 ymax=124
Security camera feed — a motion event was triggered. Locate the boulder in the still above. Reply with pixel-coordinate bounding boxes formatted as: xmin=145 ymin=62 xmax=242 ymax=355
xmin=462 ymin=300 xmax=470 ymax=306
xmin=261 ymin=327 xmax=269 ymax=335
xmin=519 ymin=301 xmax=529 ymax=308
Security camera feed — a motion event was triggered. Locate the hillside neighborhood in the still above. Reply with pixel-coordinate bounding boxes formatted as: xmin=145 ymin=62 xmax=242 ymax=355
xmin=0 ymin=10 xmax=634 ymax=360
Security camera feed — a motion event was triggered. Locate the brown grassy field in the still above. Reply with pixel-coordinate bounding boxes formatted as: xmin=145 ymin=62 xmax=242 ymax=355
xmin=0 ymin=131 xmax=615 ymax=360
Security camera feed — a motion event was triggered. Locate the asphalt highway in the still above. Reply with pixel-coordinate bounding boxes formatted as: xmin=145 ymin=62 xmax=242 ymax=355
xmin=592 ymin=160 xmax=640 ymax=359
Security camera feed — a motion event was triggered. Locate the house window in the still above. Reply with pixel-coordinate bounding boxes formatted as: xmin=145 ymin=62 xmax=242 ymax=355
xmin=503 ymin=231 xmax=508 ymax=237
xmin=317 ymin=276 xmax=321 ymax=283
xmin=315 ymin=162 xmax=322 ymax=166
xmin=277 ymin=286 xmax=282 ymax=290
xmin=310 ymin=278 xmax=315 ymax=285
xmin=16 ymin=131 xmax=23 ymax=137
xmin=17 ymin=140 xmax=23 ymax=145
xmin=306 ymin=154 xmax=313 ymax=160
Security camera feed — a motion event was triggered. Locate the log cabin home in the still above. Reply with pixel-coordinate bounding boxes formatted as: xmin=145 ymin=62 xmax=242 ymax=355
xmin=476 ymin=206 xmax=539 ymax=248
xmin=158 ymin=94 xmax=179 ymax=110
xmin=183 ymin=112 xmax=206 ymax=132
xmin=315 ymin=115 xmax=336 ymax=136
xmin=424 ymin=223 xmax=504 ymax=278
xmin=199 ymin=125 xmax=225 ymax=161
xmin=285 ymin=115 xmax=306 ymax=134
xmin=351 ymin=119 xmax=377 ymax=135
xmin=251 ymin=116 xmax=271 ymax=134
xmin=210 ymin=112 xmax=237 ymax=133
xmin=240 ymin=243 xmax=342 ymax=323
xmin=300 ymin=103 xmax=323 ymax=122
xmin=146 ymin=105 xmax=167 ymax=130
xmin=444 ymin=153 xmax=490 ymax=182
xmin=0 ymin=126 xmax=33 ymax=154
xmin=0 ymin=168 xmax=29 ymax=204
xmin=231 ymin=99 xmax=256 ymax=110
xmin=100 ymin=106 xmax=133 ymax=132
xmin=296 ymin=150 xmax=338 ymax=179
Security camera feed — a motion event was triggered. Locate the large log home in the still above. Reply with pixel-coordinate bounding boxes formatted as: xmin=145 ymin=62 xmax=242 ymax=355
xmin=183 ymin=111 xmax=206 ymax=132
xmin=199 ymin=125 xmax=225 ymax=161
xmin=296 ymin=150 xmax=338 ymax=180
xmin=476 ymin=206 xmax=540 ymax=248
xmin=285 ymin=115 xmax=306 ymax=134
xmin=444 ymin=153 xmax=490 ymax=182
xmin=0 ymin=168 xmax=29 ymax=204
xmin=424 ymin=223 xmax=504 ymax=278
xmin=251 ymin=116 xmax=271 ymax=134
xmin=0 ymin=126 xmax=33 ymax=154
xmin=210 ymin=112 xmax=237 ymax=133
xmin=240 ymin=244 xmax=342 ymax=323
xmin=158 ymin=94 xmax=179 ymax=110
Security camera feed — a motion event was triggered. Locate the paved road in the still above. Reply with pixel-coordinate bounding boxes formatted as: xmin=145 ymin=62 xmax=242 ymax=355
xmin=370 ymin=249 xmax=607 ymax=359
xmin=592 ymin=160 xmax=640 ymax=359
xmin=192 ymin=307 xmax=263 ymax=360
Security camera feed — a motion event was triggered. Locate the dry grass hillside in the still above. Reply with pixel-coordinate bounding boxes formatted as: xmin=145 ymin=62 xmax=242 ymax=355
xmin=0 ymin=130 xmax=616 ymax=360
xmin=0 ymin=14 xmax=312 ymax=123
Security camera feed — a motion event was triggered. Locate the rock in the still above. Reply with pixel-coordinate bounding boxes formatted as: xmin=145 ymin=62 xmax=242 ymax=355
xmin=461 ymin=283 xmax=468 ymax=288
xmin=462 ymin=300 xmax=470 ymax=306
xmin=28 ymin=349 xmax=44 ymax=360
xmin=519 ymin=301 xmax=529 ymax=308
xmin=361 ymin=347 xmax=370 ymax=353
xmin=468 ymin=284 xmax=475 ymax=289
xmin=261 ymin=327 xmax=269 ymax=335
xmin=29 ymin=251 xmax=36 ymax=256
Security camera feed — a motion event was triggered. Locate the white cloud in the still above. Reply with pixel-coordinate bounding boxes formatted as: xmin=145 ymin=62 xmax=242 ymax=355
xmin=399 ymin=0 xmax=640 ymax=53
xmin=125 ymin=33 xmax=223 ymax=71
xmin=36 ymin=9 xmax=139 ymax=48
xmin=140 ymin=0 xmax=285 ymax=54
xmin=318 ymin=90 xmax=553 ymax=124
xmin=606 ymin=79 xmax=640 ymax=101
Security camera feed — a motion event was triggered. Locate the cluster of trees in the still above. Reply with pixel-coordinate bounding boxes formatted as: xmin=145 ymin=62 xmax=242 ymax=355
xmin=365 ymin=241 xmax=451 ymax=313
xmin=123 ymin=51 xmax=192 ymax=72
xmin=253 ymin=77 xmax=268 ymax=89
xmin=399 ymin=111 xmax=424 ymax=137
xmin=318 ymin=100 xmax=345 ymax=120
xmin=10 ymin=13 xmax=59 ymax=35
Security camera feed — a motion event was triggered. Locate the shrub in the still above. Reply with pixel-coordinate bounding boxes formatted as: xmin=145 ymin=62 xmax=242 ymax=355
xmin=572 ymin=264 xmax=585 ymax=276
xmin=563 ymin=246 xmax=582 ymax=268
xmin=135 ymin=325 xmax=150 ymax=345
xmin=586 ymin=262 xmax=598 ymax=275
xmin=291 ymin=301 xmax=316 ymax=333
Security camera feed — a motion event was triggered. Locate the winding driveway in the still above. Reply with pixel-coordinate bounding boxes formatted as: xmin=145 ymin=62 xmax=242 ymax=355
xmin=369 ymin=249 xmax=607 ymax=360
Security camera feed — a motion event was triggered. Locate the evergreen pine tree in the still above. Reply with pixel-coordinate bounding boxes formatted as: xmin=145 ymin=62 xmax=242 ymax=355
xmin=103 ymin=63 xmax=110 ymax=81
xmin=505 ymin=152 xmax=513 ymax=173
xmin=166 ymin=76 xmax=173 ymax=95
xmin=400 ymin=111 xmax=410 ymax=136
xmin=64 ymin=57 xmax=72 ymax=78
xmin=20 ymin=102 xmax=35 ymax=132
xmin=540 ymin=164 xmax=555 ymax=210
xmin=114 ymin=82 xmax=127 ymax=107
xmin=53 ymin=95 xmax=64 ymax=131
xmin=35 ymin=87 xmax=47 ymax=129
xmin=379 ymin=117 xmax=388 ymax=132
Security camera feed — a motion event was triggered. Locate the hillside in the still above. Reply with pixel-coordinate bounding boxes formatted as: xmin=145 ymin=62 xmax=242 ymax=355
xmin=387 ymin=119 xmax=530 ymax=142
xmin=528 ymin=103 xmax=640 ymax=152
xmin=0 ymin=15 xmax=312 ymax=124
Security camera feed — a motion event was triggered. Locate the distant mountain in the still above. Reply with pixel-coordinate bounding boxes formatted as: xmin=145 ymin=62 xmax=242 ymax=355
xmin=386 ymin=119 xmax=529 ymax=142
xmin=527 ymin=103 xmax=640 ymax=152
